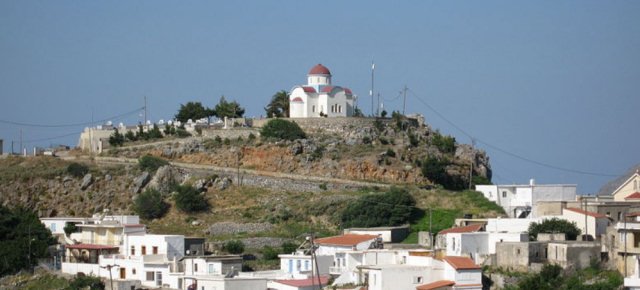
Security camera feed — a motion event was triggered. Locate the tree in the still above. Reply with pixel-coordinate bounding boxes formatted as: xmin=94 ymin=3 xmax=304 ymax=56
xmin=340 ymin=187 xmax=416 ymax=228
xmin=264 ymin=90 xmax=290 ymax=118
xmin=133 ymin=188 xmax=170 ymax=220
xmin=421 ymin=157 xmax=466 ymax=190
xmin=528 ymin=217 xmax=581 ymax=241
xmin=224 ymin=240 xmax=245 ymax=254
xmin=0 ymin=206 xmax=56 ymax=276
xmin=175 ymin=101 xmax=213 ymax=123
xmin=353 ymin=107 xmax=364 ymax=117
xmin=173 ymin=184 xmax=209 ymax=213
xmin=66 ymin=162 xmax=89 ymax=178
xmin=260 ymin=119 xmax=306 ymax=141
xmin=213 ymin=96 xmax=245 ymax=119
xmin=148 ymin=124 xmax=163 ymax=139
xmin=108 ymin=128 xmax=124 ymax=147
xmin=64 ymin=222 xmax=79 ymax=236
xmin=138 ymin=155 xmax=169 ymax=172
xmin=431 ymin=131 xmax=456 ymax=154
xmin=125 ymin=130 xmax=137 ymax=141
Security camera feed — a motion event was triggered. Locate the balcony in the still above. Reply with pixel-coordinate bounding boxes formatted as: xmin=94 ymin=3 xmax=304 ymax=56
xmin=330 ymin=266 xmax=345 ymax=274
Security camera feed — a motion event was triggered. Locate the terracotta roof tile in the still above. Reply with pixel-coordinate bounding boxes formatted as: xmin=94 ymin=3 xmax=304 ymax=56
xmin=443 ymin=256 xmax=481 ymax=270
xmin=302 ymin=86 xmax=316 ymax=93
xmin=564 ymin=207 xmax=607 ymax=218
xmin=309 ymin=64 xmax=331 ymax=75
xmin=438 ymin=223 xmax=483 ymax=235
xmin=625 ymin=192 xmax=640 ymax=200
xmin=274 ymin=276 xmax=329 ymax=287
xmin=416 ymin=280 xmax=455 ymax=290
xmin=315 ymin=234 xmax=378 ymax=246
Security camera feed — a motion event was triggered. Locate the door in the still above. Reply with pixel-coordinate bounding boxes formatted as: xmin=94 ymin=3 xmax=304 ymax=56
xmin=119 ymin=267 xmax=126 ymax=279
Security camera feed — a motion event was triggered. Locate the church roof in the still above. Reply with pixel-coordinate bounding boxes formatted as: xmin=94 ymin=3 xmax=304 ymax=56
xmin=302 ymin=86 xmax=316 ymax=93
xmin=309 ymin=63 xmax=331 ymax=75
xmin=344 ymin=88 xmax=352 ymax=95
xmin=321 ymin=86 xmax=335 ymax=93
xmin=291 ymin=97 xmax=304 ymax=102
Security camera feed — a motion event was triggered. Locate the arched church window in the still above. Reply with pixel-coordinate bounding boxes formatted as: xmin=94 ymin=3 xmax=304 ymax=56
xmin=312 ymin=105 xmax=315 ymax=113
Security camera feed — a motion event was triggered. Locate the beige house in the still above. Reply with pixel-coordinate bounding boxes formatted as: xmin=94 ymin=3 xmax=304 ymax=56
xmin=613 ymin=170 xmax=640 ymax=201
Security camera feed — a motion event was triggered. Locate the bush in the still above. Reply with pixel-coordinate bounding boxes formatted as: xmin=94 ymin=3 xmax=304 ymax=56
xmin=175 ymin=128 xmax=191 ymax=138
xmin=173 ymin=184 xmax=209 ymax=213
xmin=385 ymin=149 xmax=396 ymax=158
xmin=260 ymin=119 xmax=306 ymax=141
xmin=281 ymin=242 xmax=298 ymax=254
xmin=341 ymin=187 xmax=416 ymax=228
xmin=63 ymin=222 xmax=79 ymax=236
xmin=67 ymin=274 xmax=105 ymax=290
xmin=528 ymin=217 xmax=581 ymax=241
xmin=248 ymin=133 xmax=256 ymax=140
xmin=262 ymin=246 xmax=279 ymax=260
xmin=421 ymin=157 xmax=466 ymax=190
xmin=431 ymin=131 xmax=456 ymax=154
xmin=108 ymin=128 xmax=125 ymax=147
xmin=224 ymin=240 xmax=245 ymax=254
xmin=66 ymin=162 xmax=89 ymax=178
xmin=133 ymin=188 xmax=169 ymax=220
xmin=138 ymin=155 xmax=169 ymax=172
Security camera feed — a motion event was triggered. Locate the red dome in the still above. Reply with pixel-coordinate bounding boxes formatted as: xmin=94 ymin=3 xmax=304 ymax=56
xmin=308 ymin=64 xmax=331 ymax=75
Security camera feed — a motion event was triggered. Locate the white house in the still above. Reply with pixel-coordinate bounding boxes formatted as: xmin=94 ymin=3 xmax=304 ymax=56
xmin=289 ymin=64 xmax=356 ymax=118
xmin=625 ymin=256 xmax=640 ymax=290
xmin=315 ymin=234 xmax=379 ymax=256
xmin=278 ymin=251 xmax=332 ymax=277
xmin=612 ymin=170 xmax=640 ymax=201
xmin=268 ymin=276 xmax=329 ymax=290
xmin=179 ymin=255 xmax=267 ymax=290
xmin=561 ymin=207 xmax=610 ymax=240
xmin=475 ymin=179 xmax=576 ymax=218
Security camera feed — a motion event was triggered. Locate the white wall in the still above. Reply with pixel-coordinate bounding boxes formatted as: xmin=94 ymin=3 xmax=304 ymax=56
xmin=562 ymin=209 xmax=608 ymax=238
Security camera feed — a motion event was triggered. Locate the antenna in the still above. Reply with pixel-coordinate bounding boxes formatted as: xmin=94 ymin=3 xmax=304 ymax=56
xmin=402 ymin=85 xmax=408 ymax=115
xmin=370 ymin=60 xmax=375 ymax=117
xmin=144 ymin=96 xmax=148 ymax=127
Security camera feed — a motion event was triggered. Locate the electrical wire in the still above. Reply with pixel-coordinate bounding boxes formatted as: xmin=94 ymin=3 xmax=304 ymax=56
xmin=406 ymin=88 xmax=620 ymax=178
xmin=0 ymin=107 xmax=144 ymax=128
xmin=22 ymin=132 xmax=79 ymax=144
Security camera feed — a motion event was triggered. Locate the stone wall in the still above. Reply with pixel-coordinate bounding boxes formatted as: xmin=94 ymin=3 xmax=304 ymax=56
xmin=201 ymin=128 xmax=260 ymax=140
xmin=251 ymin=117 xmax=392 ymax=133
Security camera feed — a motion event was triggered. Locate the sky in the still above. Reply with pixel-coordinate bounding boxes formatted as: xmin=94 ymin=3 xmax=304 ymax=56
xmin=1 ymin=1 xmax=639 ymax=194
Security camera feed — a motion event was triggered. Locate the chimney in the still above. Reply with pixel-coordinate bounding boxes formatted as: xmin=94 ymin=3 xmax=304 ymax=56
xmin=529 ymin=179 xmax=535 ymax=186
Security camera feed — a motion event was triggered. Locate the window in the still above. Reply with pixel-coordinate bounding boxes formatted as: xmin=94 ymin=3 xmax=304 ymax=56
xmin=413 ymin=276 xmax=423 ymax=284
xmin=516 ymin=249 xmax=521 ymax=255
xmin=131 ymin=246 xmax=135 ymax=255
xmin=634 ymin=232 xmax=640 ymax=247
xmin=141 ymin=246 xmax=146 ymax=255
xmin=312 ymin=105 xmax=315 ymax=113
xmin=146 ymin=271 xmax=154 ymax=281
xmin=132 ymin=268 xmax=136 ymax=275
xmin=618 ymin=212 xmax=622 ymax=221
xmin=51 ymin=223 xmax=56 ymax=232
xmin=606 ymin=212 xmax=611 ymax=217
xmin=155 ymin=272 xmax=162 ymax=286
xmin=305 ymin=260 xmax=310 ymax=270
xmin=297 ymin=260 xmax=301 ymax=270
xmin=208 ymin=263 xmax=214 ymax=274
xmin=152 ymin=246 xmax=158 ymax=254
xmin=194 ymin=263 xmax=198 ymax=272
xmin=502 ymin=191 xmax=507 ymax=198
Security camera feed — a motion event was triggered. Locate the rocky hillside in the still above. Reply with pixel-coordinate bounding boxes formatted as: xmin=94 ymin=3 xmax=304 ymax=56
xmin=106 ymin=117 xmax=491 ymax=187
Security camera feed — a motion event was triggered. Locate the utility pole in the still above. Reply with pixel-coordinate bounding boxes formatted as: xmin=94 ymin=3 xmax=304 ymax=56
xmin=625 ymin=209 xmax=628 ymax=277
xmin=370 ymin=61 xmax=375 ymax=117
xmin=144 ymin=96 xmax=148 ymax=127
xmin=402 ymin=85 xmax=407 ymax=115
xmin=469 ymin=138 xmax=476 ymax=190
xmin=584 ymin=197 xmax=588 ymax=240
xmin=20 ymin=129 xmax=23 ymax=156
xmin=101 ymin=264 xmax=119 ymax=290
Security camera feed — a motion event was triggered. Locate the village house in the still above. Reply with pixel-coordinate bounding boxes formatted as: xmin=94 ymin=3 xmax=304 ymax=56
xmin=475 ymin=179 xmax=576 ymax=218
xmin=613 ymin=170 xmax=640 ymax=201
xmin=561 ymin=207 xmax=610 ymax=241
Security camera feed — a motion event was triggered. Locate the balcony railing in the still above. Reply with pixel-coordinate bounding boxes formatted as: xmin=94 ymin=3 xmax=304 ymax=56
xmin=330 ymin=266 xmax=345 ymax=274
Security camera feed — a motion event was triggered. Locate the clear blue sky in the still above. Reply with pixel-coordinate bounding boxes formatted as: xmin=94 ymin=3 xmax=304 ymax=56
xmin=1 ymin=1 xmax=639 ymax=194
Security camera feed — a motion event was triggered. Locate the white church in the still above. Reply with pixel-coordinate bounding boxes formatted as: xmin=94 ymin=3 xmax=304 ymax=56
xmin=289 ymin=64 xmax=356 ymax=118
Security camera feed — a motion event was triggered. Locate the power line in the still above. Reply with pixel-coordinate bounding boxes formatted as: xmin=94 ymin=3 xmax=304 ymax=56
xmin=406 ymin=88 xmax=620 ymax=178
xmin=0 ymin=107 xmax=144 ymax=128
xmin=23 ymin=132 xmax=79 ymax=144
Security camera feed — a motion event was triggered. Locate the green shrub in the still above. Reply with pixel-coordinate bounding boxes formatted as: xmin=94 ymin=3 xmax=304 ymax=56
xmin=138 ymin=155 xmax=169 ymax=172
xmin=133 ymin=188 xmax=169 ymax=220
xmin=248 ymin=133 xmax=256 ymax=140
xmin=528 ymin=218 xmax=581 ymax=241
xmin=63 ymin=222 xmax=79 ymax=236
xmin=224 ymin=240 xmax=245 ymax=254
xmin=260 ymin=119 xmax=306 ymax=141
xmin=408 ymin=133 xmax=419 ymax=147
xmin=421 ymin=157 xmax=465 ymax=190
xmin=173 ymin=184 xmax=209 ymax=213
xmin=281 ymin=242 xmax=298 ymax=254
xmin=224 ymin=138 xmax=231 ymax=145
xmin=66 ymin=162 xmax=89 ymax=178
xmin=67 ymin=274 xmax=105 ymax=290
xmin=175 ymin=128 xmax=191 ymax=138
xmin=262 ymin=246 xmax=279 ymax=260
xmin=373 ymin=119 xmax=385 ymax=132
xmin=341 ymin=187 xmax=416 ymax=228
xmin=362 ymin=136 xmax=372 ymax=144
xmin=431 ymin=131 xmax=456 ymax=154
xmin=385 ymin=149 xmax=396 ymax=158
xmin=319 ymin=183 xmax=328 ymax=191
